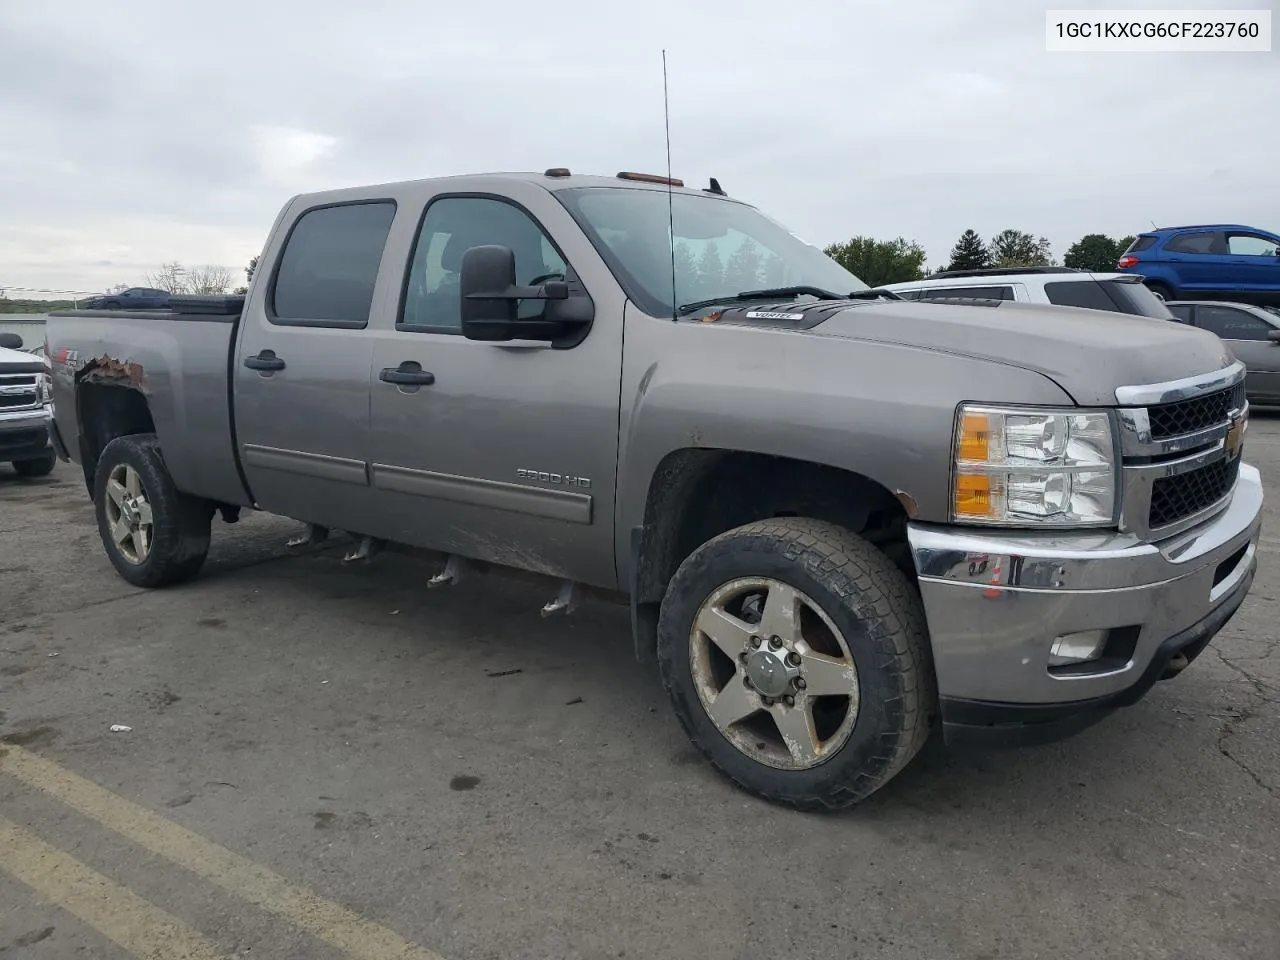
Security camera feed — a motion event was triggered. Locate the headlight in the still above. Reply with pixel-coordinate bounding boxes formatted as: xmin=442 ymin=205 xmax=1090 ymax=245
xmin=951 ymin=405 xmax=1117 ymax=527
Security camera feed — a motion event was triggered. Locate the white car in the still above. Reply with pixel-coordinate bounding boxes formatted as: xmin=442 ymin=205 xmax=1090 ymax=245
xmin=0 ymin=332 xmax=56 ymax=477
xmin=878 ymin=267 xmax=1177 ymax=320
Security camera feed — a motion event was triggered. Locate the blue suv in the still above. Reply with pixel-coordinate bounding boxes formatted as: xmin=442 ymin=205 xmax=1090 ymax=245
xmin=1116 ymin=224 xmax=1280 ymax=305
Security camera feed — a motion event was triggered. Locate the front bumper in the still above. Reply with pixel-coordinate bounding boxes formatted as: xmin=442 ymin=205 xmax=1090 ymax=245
xmin=908 ymin=462 xmax=1263 ymax=746
xmin=0 ymin=408 xmax=52 ymax=462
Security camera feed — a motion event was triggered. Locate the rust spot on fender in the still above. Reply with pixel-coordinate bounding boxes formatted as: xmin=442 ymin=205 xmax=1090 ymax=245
xmin=894 ymin=489 xmax=919 ymax=518
xmin=79 ymin=355 xmax=146 ymax=392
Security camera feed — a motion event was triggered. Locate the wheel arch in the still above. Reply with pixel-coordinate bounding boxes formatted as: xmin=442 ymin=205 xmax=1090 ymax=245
xmin=628 ymin=447 xmax=914 ymax=661
xmin=75 ymin=379 xmax=156 ymax=498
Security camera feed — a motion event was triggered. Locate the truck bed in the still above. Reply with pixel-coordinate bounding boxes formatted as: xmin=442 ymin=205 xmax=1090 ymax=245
xmin=46 ymin=301 xmax=250 ymax=507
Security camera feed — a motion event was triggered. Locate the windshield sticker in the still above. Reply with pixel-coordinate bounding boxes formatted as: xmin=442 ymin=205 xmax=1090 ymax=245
xmin=745 ymin=310 xmax=806 ymax=320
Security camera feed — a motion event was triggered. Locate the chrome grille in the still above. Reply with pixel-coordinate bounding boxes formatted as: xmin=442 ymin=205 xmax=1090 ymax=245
xmin=1150 ymin=456 xmax=1241 ymax=529
xmin=1146 ymin=381 xmax=1246 ymax=440
xmin=1115 ymin=361 xmax=1247 ymax=541
xmin=0 ymin=373 xmax=40 ymax=411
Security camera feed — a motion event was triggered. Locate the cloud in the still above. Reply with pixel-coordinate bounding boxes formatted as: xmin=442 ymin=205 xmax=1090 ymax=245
xmin=1 ymin=0 xmax=1276 ymax=293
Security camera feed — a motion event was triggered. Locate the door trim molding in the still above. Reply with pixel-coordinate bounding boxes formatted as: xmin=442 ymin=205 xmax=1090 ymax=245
xmin=370 ymin=463 xmax=592 ymax=524
xmin=242 ymin=444 xmax=370 ymax=485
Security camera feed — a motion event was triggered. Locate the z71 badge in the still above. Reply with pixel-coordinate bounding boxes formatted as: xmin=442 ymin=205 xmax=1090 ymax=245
xmin=517 ymin=469 xmax=592 ymax=489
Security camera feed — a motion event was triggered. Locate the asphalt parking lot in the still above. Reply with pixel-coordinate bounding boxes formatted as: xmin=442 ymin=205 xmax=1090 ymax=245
xmin=2 ymin=420 xmax=1279 ymax=960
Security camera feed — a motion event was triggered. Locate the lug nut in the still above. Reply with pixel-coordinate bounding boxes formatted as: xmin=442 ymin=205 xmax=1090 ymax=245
xmin=794 ymin=677 xmax=806 ymax=690
xmin=761 ymin=696 xmax=775 ymax=706
xmin=743 ymin=675 xmax=753 ymax=687
xmin=769 ymin=636 xmax=783 ymax=650
xmin=783 ymin=695 xmax=795 ymax=707
xmin=750 ymin=635 xmax=762 ymax=649
xmin=787 ymin=652 xmax=801 ymax=667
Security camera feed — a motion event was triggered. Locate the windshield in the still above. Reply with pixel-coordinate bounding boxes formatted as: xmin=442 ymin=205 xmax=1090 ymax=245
xmin=556 ymin=186 xmax=869 ymax=317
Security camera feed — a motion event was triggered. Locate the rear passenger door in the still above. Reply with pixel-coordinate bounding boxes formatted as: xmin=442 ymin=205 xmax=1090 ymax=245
xmin=233 ymin=199 xmax=398 ymax=532
xmin=1162 ymin=231 xmax=1228 ymax=291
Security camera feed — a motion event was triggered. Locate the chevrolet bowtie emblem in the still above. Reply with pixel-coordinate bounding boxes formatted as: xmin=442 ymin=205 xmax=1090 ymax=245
xmin=1225 ymin=409 xmax=1247 ymax=459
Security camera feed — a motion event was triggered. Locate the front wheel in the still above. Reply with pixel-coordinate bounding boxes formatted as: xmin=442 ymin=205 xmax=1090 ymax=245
xmin=13 ymin=451 xmax=56 ymax=477
xmin=657 ymin=518 xmax=935 ymax=811
xmin=93 ymin=433 xmax=211 ymax=588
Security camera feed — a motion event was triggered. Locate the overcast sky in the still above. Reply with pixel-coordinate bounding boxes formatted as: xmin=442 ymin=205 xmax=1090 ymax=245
xmin=1 ymin=0 xmax=1276 ymax=297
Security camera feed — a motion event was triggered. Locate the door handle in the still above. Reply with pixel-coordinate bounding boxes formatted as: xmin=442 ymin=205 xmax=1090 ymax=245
xmin=379 ymin=362 xmax=435 ymax=386
xmin=244 ymin=350 xmax=285 ymax=371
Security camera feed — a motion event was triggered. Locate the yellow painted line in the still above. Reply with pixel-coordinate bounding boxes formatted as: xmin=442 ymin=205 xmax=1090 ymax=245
xmin=1 ymin=747 xmax=445 ymax=960
xmin=0 ymin=814 xmax=232 ymax=960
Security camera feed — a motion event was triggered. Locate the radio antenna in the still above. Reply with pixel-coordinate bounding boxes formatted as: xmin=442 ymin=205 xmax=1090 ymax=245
xmin=663 ymin=49 xmax=677 ymax=322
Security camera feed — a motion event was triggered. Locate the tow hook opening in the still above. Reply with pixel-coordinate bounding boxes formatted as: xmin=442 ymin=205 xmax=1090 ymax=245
xmin=1161 ymin=651 xmax=1191 ymax=679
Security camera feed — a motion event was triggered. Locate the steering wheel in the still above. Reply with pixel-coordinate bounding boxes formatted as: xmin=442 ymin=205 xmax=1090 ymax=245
xmin=527 ymin=272 xmax=566 ymax=286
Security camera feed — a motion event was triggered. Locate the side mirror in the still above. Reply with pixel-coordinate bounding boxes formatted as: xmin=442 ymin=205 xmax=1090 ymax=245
xmin=459 ymin=244 xmax=590 ymax=344
xmin=0 ymin=333 xmax=23 ymax=350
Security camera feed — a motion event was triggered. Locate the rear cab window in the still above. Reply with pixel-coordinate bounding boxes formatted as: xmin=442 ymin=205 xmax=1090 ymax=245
xmin=270 ymin=201 xmax=398 ymax=327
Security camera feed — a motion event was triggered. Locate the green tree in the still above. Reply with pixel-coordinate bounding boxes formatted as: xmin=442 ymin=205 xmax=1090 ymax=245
xmin=990 ymin=229 xmax=1054 ymax=267
xmin=672 ymin=241 xmax=698 ymax=304
xmin=823 ymin=236 xmax=927 ymax=287
xmin=759 ymin=253 xmax=786 ymax=287
xmin=695 ymin=242 xmax=725 ymax=298
xmin=1064 ymin=234 xmax=1127 ymax=272
xmin=723 ymin=238 xmax=763 ymax=291
xmin=947 ymin=229 xmax=991 ymax=271
xmin=245 ymin=255 xmax=259 ymax=283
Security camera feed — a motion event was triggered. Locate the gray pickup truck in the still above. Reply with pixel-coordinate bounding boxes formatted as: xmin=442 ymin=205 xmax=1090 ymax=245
xmin=46 ymin=170 xmax=1264 ymax=809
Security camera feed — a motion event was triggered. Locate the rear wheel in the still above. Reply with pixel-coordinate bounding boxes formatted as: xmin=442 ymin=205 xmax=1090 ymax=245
xmin=657 ymin=518 xmax=935 ymax=811
xmin=1146 ymin=281 xmax=1174 ymax=302
xmin=93 ymin=434 xmax=211 ymax=587
xmin=12 ymin=451 xmax=56 ymax=477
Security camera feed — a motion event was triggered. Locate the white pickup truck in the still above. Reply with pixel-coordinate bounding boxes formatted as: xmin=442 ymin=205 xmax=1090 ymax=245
xmin=0 ymin=332 xmax=55 ymax=477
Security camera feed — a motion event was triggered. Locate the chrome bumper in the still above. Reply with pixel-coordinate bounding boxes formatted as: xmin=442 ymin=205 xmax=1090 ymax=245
xmin=908 ymin=462 xmax=1263 ymax=708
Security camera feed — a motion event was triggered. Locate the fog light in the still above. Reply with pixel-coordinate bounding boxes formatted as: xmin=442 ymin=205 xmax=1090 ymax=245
xmin=1048 ymin=629 xmax=1108 ymax=666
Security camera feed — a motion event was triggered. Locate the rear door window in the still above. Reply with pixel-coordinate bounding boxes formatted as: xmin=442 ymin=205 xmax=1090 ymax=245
xmin=1164 ymin=232 xmax=1224 ymax=255
xmin=271 ymin=201 xmax=397 ymax=327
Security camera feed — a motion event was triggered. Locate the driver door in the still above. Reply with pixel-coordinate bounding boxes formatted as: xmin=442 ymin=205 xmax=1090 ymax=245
xmin=364 ymin=189 xmax=625 ymax=588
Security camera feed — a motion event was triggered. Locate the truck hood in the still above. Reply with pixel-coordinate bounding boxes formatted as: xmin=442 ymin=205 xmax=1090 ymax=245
xmin=0 ymin=344 xmax=45 ymax=368
xmin=811 ymin=299 xmax=1235 ymax=406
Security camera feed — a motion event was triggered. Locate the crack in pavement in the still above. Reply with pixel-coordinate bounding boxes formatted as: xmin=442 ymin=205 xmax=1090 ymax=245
xmin=1211 ymin=646 xmax=1280 ymax=799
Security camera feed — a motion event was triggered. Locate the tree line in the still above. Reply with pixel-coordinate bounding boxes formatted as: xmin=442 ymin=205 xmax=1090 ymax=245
xmin=822 ymin=230 xmax=1137 ymax=287
xmin=22 ymin=227 xmax=1135 ymax=314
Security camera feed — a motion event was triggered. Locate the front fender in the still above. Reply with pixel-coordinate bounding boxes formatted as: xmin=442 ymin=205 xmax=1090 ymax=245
xmin=614 ymin=312 xmax=1075 ymax=587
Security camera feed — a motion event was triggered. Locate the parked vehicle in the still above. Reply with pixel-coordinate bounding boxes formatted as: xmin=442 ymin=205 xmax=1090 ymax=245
xmin=1166 ymin=300 xmax=1280 ymax=404
xmin=82 ymin=287 xmax=172 ymax=310
xmin=1117 ymin=225 xmax=1280 ymax=305
xmin=45 ymin=170 xmax=1263 ymax=809
xmin=0 ymin=332 xmax=56 ymax=477
xmin=879 ymin=267 xmax=1176 ymax=319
